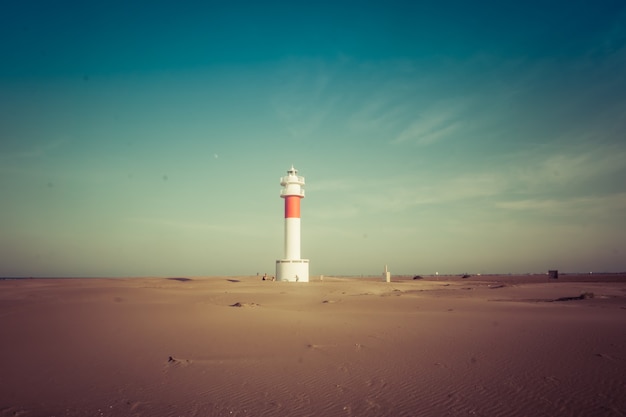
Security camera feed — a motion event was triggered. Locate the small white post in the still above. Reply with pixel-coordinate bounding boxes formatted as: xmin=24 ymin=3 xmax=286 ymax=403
xmin=383 ymin=264 xmax=391 ymax=282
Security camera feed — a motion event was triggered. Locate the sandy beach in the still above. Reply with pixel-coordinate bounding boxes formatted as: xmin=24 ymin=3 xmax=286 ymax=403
xmin=1 ymin=274 xmax=625 ymax=417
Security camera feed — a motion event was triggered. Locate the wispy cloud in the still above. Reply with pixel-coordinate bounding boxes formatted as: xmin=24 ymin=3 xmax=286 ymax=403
xmin=347 ymin=96 xmax=411 ymax=134
xmin=391 ymin=99 xmax=470 ymax=146
xmin=505 ymin=142 xmax=626 ymax=195
xmin=0 ymin=137 xmax=70 ymax=161
xmin=392 ymin=118 xmax=464 ymax=145
xmin=309 ymin=138 xmax=626 ymax=221
xmin=309 ymin=172 xmax=506 ymax=219
xmin=269 ymin=59 xmax=342 ymax=139
xmin=495 ymin=193 xmax=626 ymax=216
xmin=126 ymin=216 xmax=272 ymax=237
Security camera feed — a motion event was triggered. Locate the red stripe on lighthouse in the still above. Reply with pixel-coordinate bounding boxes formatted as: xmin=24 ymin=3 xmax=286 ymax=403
xmin=285 ymin=196 xmax=301 ymax=218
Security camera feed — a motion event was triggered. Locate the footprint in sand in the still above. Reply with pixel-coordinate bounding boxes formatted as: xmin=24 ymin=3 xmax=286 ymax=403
xmin=165 ymin=355 xmax=263 ymax=369
xmin=0 ymin=407 xmax=28 ymax=417
xmin=305 ymin=344 xmax=338 ymax=356
xmin=594 ymin=353 xmax=619 ymax=361
xmin=543 ymin=375 xmax=560 ymax=384
xmin=306 ymin=343 xmax=335 ymax=350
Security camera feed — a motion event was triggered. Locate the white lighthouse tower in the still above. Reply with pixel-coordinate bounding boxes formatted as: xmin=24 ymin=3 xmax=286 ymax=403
xmin=276 ymin=165 xmax=309 ymax=282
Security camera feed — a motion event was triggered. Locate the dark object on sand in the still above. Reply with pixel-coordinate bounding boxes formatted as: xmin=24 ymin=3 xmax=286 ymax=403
xmin=548 ymin=270 xmax=559 ymax=279
xmin=230 ymin=302 xmax=259 ymax=307
xmin=461 ymin=274 xmax=471 ymax=279
xmin=413 ymin=275 xmax=422 ymax=280
xmin=553 ymin=292 xmax=594 ymax=302
xmin=168 ymin=277 xmax=192 ymax=282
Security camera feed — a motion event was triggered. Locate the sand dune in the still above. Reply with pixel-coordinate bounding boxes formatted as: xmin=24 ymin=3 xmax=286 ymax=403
xmin=1 ymin=275 xmax=625 ymax=416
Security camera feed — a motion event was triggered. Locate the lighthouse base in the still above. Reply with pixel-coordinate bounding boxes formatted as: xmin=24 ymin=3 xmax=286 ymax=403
xmin=276 ymin=259 xmax=309 ymax=282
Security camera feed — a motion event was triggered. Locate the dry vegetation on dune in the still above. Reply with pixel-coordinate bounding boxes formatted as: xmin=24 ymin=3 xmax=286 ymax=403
xmin=0 ymin=275 xmax=625 ymax=416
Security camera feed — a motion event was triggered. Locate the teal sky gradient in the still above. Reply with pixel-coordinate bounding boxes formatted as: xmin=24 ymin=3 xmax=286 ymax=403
xmin=1 ymin=1 xmax=625 ymax=276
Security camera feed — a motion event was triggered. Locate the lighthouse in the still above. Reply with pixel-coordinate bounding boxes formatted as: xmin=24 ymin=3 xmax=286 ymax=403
xmin=276 ymin=165 xmax=309 ymax=282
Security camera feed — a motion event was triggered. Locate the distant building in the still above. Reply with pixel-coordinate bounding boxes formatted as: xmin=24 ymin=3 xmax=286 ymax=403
xmin=275 ymin=166 xmax=309 ymax=282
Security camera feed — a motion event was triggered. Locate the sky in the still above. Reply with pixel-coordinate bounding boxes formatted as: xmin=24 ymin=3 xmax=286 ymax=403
xmin=1 ymin=0 xmax=625 ymax=277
